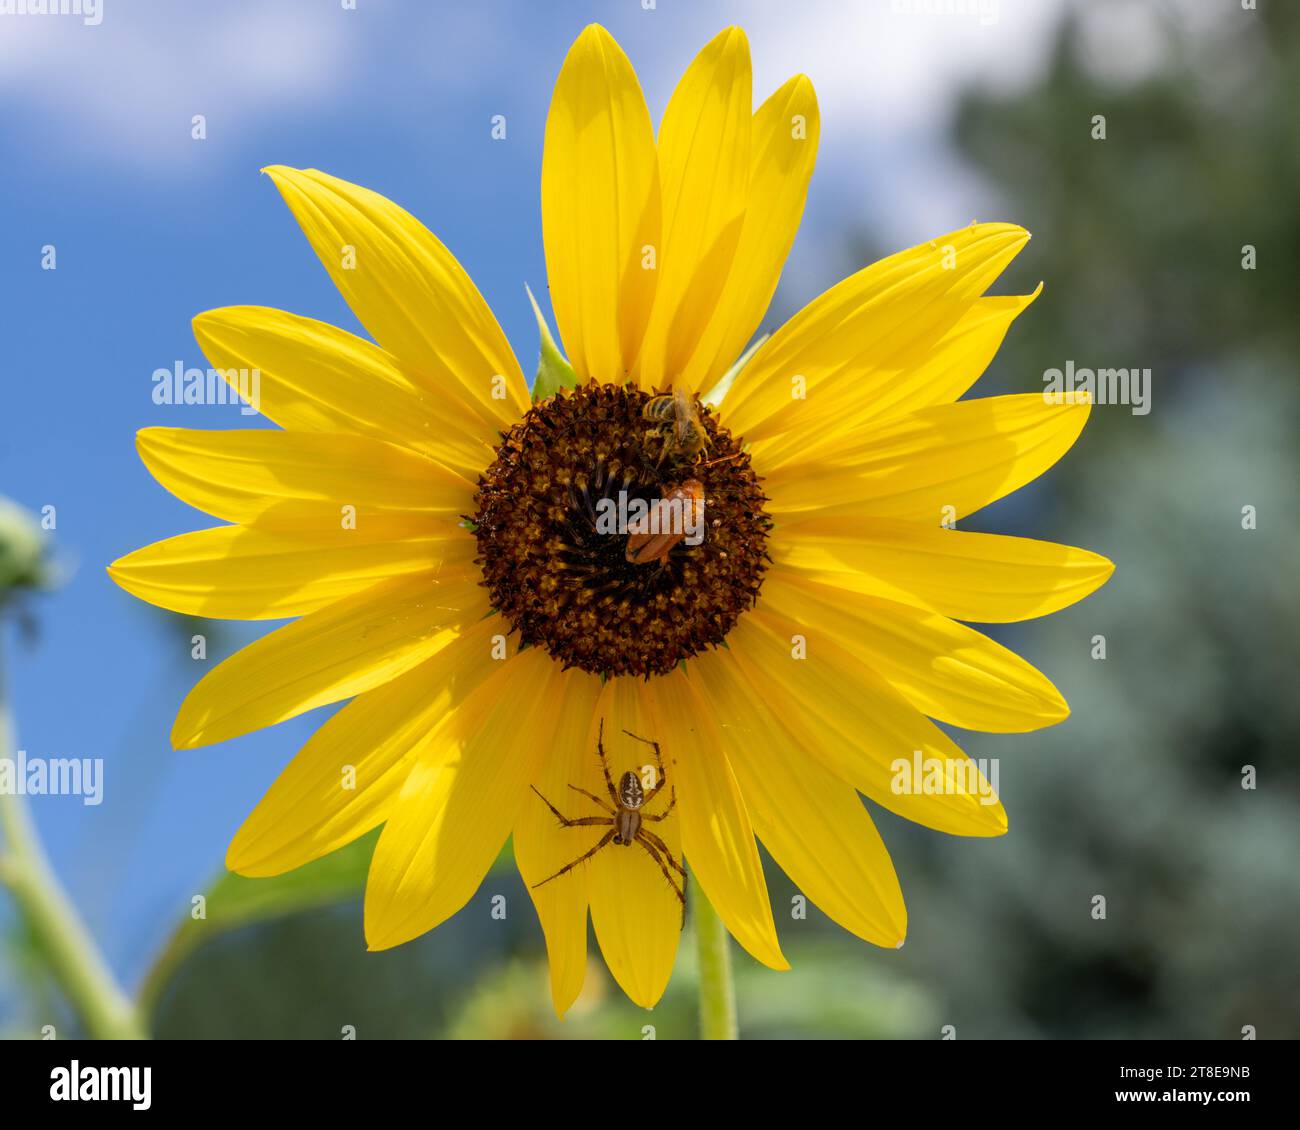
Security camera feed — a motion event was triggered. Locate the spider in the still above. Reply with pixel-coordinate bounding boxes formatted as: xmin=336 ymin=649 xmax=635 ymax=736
xmin=529 ymin=720 xmax=687 ymax=926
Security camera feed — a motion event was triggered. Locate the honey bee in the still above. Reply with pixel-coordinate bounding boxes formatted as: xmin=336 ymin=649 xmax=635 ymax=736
xmin=642 ymin=385 xmax=709 ymax=467
xmin=625 ymin=478 xmax=705 ymax=566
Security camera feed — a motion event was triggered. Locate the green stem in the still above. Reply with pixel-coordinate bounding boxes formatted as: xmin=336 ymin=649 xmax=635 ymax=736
xmin=692 ymin=878 xmax=737 ymax=1040
xmin=0 ymin=650 xmax=145 ymax=1040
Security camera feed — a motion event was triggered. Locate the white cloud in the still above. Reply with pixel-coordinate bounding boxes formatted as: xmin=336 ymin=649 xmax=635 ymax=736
xmin=0 ymin=1 xmax=353 ymax=170
xmin=0 ymin=0 xmax=1067 ymax=228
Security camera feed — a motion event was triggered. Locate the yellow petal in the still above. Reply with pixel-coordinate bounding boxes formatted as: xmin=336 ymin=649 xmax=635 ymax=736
xmin=108 ymin=525 xmax=477 ymax=619
xmin=727 ymin=613 xmax=1007 ymax=837
xmin=513 ymin=673 xmax=603 ymax=1017
xmin=685 ymin=74 xmax=820 ymax=397
xmin=584 ymin=679 xmax=684 ymax=1008
xmin=761 ymin=572 xmax=1068 ymax=733
xmin=542 ymin=25 xmax=660 ymax=382
xmin=264 ymin=166 xmax=528 ymax=426
xmin=191 ymin=305 xmax=496 ymax=477
xmin=762 ymin=393 xmax=1091 ymax=521
xmin=137 ymin=427 xmax=473 ymax=534
xmin=692 ymin=651 xmax=906 ymax=946
xmin=721 ymin=224 xmax=1035 ymax=439
xmin=740 ymin=289 xmax=1043 ymax=460
xmin=770 ymin=517 xmax=1114 ymax=623
xmin=173 ymin=573 xmax=489 ymax=750
xmin=364 ymin=648 xmax=558 ymax=950
xmin=637 ymin=27 xmax=752 ymax=390
xmin=650 ymin=672 xmax=788 ymax=971
xmin=227 ymin=616 xmax=508 ymax=876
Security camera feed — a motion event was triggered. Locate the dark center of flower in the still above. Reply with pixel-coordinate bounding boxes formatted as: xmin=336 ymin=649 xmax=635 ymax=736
xmin=471 ymin=381 xmax=771 ymax=679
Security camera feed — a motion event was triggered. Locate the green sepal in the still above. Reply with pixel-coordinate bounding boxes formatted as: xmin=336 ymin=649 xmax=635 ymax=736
xmin=702 ymin=332 xmax=770 ymax=409
xmin=527 ymin=284 xmax=578 ymax=402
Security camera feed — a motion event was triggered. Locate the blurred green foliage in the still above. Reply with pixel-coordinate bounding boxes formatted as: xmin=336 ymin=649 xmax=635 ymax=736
xmin=888 ymin=0 xmax=1300 ymax=1038
xmin=139 ymin=831 xmax=381 ymax=1018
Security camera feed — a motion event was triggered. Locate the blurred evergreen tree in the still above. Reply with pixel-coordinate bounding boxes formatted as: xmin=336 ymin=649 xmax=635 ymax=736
xmin=879 ymin=0 xmax=1300 ymax=1038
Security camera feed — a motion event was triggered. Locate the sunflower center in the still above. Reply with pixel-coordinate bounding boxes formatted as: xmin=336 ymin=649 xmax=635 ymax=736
xmin=471 ymin=381 xmax=770 ymax=679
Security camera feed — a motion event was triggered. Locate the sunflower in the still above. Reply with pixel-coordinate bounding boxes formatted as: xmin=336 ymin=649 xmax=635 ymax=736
xmin=109 ymin=24 xmax=1112 ymax=1015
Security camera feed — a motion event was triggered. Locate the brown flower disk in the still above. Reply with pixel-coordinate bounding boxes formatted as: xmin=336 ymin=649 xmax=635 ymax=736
xmin=472 ymin=381 xmax=771 ymax=678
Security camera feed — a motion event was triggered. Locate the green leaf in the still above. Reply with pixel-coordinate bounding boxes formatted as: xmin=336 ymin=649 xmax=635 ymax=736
xmin=137 ymin=831 xmax=381 ymax=1014
xmin=702 ymin=332 xmax=769 ymax=409
xmin=527 ymin=283 xmax=577 ymax=401
xmin=137 ymin=832 xmax=519 ymax=1017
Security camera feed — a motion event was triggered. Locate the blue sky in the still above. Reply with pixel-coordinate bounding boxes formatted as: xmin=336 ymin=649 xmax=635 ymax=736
xmin=0 ymin=0 xmax=1097 ymax=1009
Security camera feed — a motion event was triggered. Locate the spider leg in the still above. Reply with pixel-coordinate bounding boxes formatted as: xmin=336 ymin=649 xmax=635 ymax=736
xmin=638 ymin=827 xmax=687 ymax=880
xmin=622 ymin=728 xmax=667 ymax=804
xmin=531 ymin=829 xmax=617 ymax=889
xmin=566 ymin=784 xmax=615 ymax=814
xmin=635 ymin=833 xmax=686 ymax=929
xmin=529 ymin=785 xmax=614 ymax=828
xmin=641 ymin=787 xmax=675 ymax=821
xmin=596 ymin=719 xmax=619 ymax=806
